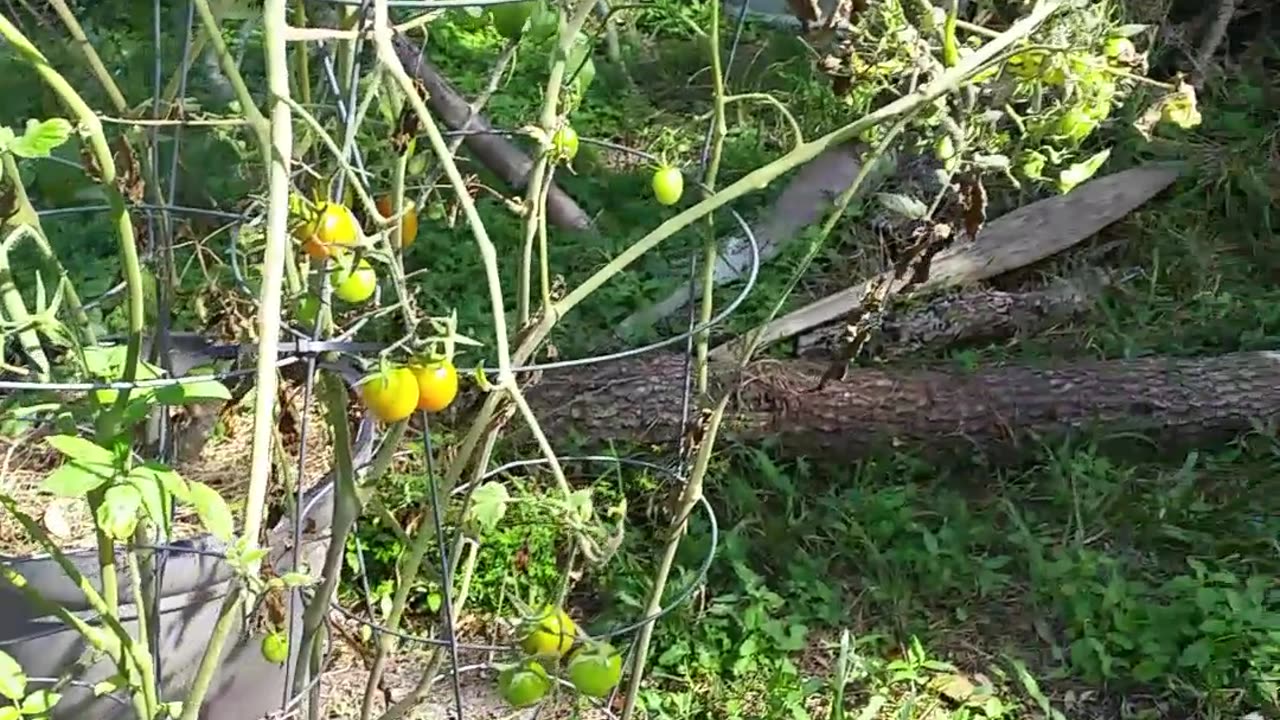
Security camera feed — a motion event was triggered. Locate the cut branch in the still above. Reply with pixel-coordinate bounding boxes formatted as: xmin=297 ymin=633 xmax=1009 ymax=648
xmin=794 ymin=270 xmax=1113 ymax=359
xmin=525 ymin=351 xmax=1280 ymax=460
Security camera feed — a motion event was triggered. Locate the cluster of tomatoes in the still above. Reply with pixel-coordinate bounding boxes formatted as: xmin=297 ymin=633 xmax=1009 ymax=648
xmin=549 ymin=123 xmax=685 ymax=206
xmin=290 ymin=194 xmax=459 ymax=421
xmin=292 ymin=194 xmax=421 ymax=308
xmin=498 ymin=605 xmax=624 ymax=708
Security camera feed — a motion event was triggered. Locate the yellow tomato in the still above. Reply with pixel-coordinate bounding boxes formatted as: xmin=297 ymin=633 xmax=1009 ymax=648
xmin=376 ymin=195 xmax=419 ymax=249
xmin=409 ymin=359 xmax=458 ymax=412
xmin=519 ymin=605 xmax=577 ymax=658
xmin=297 ymin=202 xmax=359 ymax=259
xmin=361 ymin=367 xmax=419 ymax=423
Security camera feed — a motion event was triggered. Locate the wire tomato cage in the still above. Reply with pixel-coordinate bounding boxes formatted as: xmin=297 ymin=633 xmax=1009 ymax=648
xmin=0 ymin=0 xmax=757 ymax=717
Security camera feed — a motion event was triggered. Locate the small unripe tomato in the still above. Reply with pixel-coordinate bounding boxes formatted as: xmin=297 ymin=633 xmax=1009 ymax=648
xmin=497 ymin=660 xmax=550 ymax=709
xmin=331 ymin=259 xmax=377 ymax=304
xmin=361 ymin=367 xmax=419 ymax=423
xmin=568 ymin=642 xmax=623 ymax=698
xmin=519 ymin=605 xmax=577 ymax=658
xmin=297 ymin=202 xmax=359 ymax=259
xmin=409 ymin=359 xmax=458 ymax=412
xmin=375 ymin=196 xmax=419 ymax=249
xmin=551 ymin=126 xmax=579 ymax=162
xmin=261 ymin=632 xmax=289 ymax=665
xmin=296 ymin=295 xmax=322 ymax=327
xmin=651 ymin=166 xmax=684 ymax=206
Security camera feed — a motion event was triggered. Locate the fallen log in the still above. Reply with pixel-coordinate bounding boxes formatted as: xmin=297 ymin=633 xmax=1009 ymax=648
xmin=394 ymin=36 xmax=594 ymax=232
xmin=525 ymin=351 xmax=1280 ymax=460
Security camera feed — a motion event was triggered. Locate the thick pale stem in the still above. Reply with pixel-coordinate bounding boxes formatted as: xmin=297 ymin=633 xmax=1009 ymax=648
xmin=371 ymin=0 xmax=513 ymax=381
xmin=517 ymin=0 xmax=599 ymax=325
xmin=178 ymin=585 xmax=241 ymax=720
xmin=618 ymin=395 xmax=728 ymax=720
xmin=695 ymin=0 xmax=729 ymax=393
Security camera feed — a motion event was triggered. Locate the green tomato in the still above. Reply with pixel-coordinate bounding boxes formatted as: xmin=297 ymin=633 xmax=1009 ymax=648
xmin=568 ymin=643 xmax=622 ymax=697
xmin=330 ymin=259 xmax=376 ymax=304
xmin=261 ymin=632 xmax=289 ymax=665
xmin=551 ymin=126 xmax=579 ymax=163
xmin=497 ymin=660 xmax=550 ymax=709
xmin=651 ymin=166 xmax=684 ymax=206
xmin=519 ymin=605 xmax=577 ymax=658
xmin=296 ymin=295 xmax=321 ymax=327
xmin=489 ymin=0 xmax=536 ymax=39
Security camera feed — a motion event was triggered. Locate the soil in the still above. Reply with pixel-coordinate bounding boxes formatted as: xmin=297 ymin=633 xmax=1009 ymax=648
xmin=0 ymin=379 xmax=334 ymax=556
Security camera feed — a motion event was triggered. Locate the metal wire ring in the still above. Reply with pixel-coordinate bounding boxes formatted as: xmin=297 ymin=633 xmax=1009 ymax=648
xmin=329 ymin=455 xmax=717 ymax=649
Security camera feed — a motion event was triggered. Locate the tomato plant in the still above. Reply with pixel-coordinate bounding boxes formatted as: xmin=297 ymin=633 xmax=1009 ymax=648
xmin=651 ymin=165 xmax=684 ymax=206
xmin=296 ymin=201 xmax=360 ymax=259
xmin=409 ymin=359 xmax=458 ymax=412
xmin=568 ymin=642 xmax=622 ymax=697
xmin=331 ymin=259 xmax=377 ymax=304
xmin=375 ymin=195 xmax=419 ymax=249
xmin=520 ymin=605 xmax=577 ymax=658
xmin=497 ymin=660 xmax=550 ymax=709
xmin=360 ymin=367 xmax=419 ymax=423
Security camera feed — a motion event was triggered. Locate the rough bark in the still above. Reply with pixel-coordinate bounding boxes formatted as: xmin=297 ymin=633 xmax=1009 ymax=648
xmin=393 ymin=36 xmax=593 ymax=232
xmin=525 ymin=351 xmax=1280 ymax=460
xmin=794 ymin=271 xmax=1112 ymax=359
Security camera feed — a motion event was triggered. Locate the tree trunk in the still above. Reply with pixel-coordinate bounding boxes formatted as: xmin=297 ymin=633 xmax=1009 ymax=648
xmin=524 ymin=351 xmax=1280 ymax=460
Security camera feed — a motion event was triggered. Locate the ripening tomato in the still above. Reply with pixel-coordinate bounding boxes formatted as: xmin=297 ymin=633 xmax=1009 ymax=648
xmin=331 ymin=259 xmax=377 ymax=304
xmin=651 ymin=166 xmax=684 ymax=206
xmin=551 ymin=126 xmax=579 ymax=163
xmin=568 ymin=642 xmax=623 ymax=697
xmin=409 ymin=359 xmax=458 ymax=412
xmin=375 ymin=196 xmax=419 ymax=249
xmin=297 ymin=202 xmax=360 ymax=259
xmin=519 ymin=605 xmax=577 ymax=658
xmin=261 ymin=632 xmax=289 ymax=665
xmin=361 ymin=367 xmax=419 ymax=423
xmin=497 ymin=660 xmax=550 ymax=709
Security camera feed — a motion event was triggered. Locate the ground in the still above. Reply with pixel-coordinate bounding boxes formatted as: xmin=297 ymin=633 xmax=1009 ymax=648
xmin=1 ymin=1 xmax=1278 ymax=719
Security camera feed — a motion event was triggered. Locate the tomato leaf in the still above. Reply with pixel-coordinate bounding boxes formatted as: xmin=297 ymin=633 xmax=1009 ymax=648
xmin=129 ymin=462 xmax=190 ymax=503
xmin=188 ymin=481 xmax=234 ymax=541
xmin=567 ymin=488 xmax=593 ymax=522
xmin=44 ymin=435 xmax=114 ymax=465
xmin=96 ymin=484 xmax=142 ymax=540
xmin=9 ymin=118 xmax=73 ymax=159
xmin=875 ymin=193 xmax=928 ymax=221
xmin=1057 ymin=148 xmax=1112 ymax=193
xmin=0 ymin=649 xmax=26 ymax=701
xmin=465 ymin=482 xmax=509 ymax=532
xmin=19 ymin=688 xmax=60 ymax=715
xmin=42 ymin=462 xmax=115 ymax=498
xmin=154 ymin=378 xmax=231 ymax=405
xmin=0 ymin=707 xmax=18 ymax=720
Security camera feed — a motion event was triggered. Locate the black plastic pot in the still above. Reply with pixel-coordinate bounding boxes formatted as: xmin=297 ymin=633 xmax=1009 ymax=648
xmin=0 ymin=337 xmax=373 ymax=720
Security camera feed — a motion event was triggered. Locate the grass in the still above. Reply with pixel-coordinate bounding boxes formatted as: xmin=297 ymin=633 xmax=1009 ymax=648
xmin=2 ymin=1 xmax=1279 ymax=718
